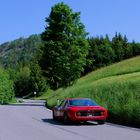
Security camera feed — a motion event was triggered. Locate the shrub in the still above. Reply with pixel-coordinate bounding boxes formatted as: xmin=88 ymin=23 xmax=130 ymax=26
xmin=0 ymin=69 xmax=14 ymax=104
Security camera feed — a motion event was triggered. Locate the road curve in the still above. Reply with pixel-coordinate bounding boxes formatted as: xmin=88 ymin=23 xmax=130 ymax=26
xmin=0 ymin=99 xmax=139 ymax=140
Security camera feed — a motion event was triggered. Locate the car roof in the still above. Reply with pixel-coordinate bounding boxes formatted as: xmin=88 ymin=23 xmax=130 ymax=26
xmin=65 ymin=98 xmax=91 ymax=101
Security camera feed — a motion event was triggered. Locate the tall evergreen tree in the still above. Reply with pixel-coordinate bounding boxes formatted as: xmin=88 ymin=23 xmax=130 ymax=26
xmin=84 ymin=35 xmax=114 ymax=73
xmin=40 ymin=2 xmax=89 ymax=89
xmin=111 ymin=33 xmax=128 ymax=61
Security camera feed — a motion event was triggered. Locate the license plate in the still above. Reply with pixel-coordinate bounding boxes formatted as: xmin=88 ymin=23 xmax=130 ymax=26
xmin=88 ymin=114 xmax=93 ymax=116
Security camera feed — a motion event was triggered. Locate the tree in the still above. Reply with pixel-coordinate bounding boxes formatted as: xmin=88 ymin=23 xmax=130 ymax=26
xmin=40 ymin=2 xmax=89 ymax=89
xmin=129 ymin=41 xmax=140 ymax=57
xmin=30 ymin=64 xmax=47 ymax=96
xmin=0 ymin=35 xmax=43 ymax=69
xmin=0 ymin=69 xmax=14 ymax=104
xmin=83 ymin=35 xmax=114 ymax=74
xmin=111 ymin=33 xmax=128 ymax=61
xmin=14 ymin=66 xmax=31 ymax=97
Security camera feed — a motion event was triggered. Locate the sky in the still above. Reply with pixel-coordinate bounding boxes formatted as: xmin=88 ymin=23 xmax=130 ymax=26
xmin=0 ymin=0 xmax=140 ymax=44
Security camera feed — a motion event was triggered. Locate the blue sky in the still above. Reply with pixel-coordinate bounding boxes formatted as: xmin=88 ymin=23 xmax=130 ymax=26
xmin=0 ymin=0 xmax=140 ymax=44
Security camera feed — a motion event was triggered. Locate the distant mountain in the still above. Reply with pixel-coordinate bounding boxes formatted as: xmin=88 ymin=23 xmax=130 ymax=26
xmin=0 ymin=35 xmax=42 ymax=68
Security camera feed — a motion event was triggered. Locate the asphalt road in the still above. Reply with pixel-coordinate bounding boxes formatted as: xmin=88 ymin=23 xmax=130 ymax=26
xmin=0 ymin=99 xmax=139 ymax=140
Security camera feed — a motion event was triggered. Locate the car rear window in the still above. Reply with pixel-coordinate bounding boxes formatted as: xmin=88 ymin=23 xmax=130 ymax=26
xmin=69 ymin=99 xmax=97 ymax=106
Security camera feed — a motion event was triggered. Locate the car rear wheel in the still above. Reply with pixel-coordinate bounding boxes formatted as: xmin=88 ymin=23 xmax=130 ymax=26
xmin=52 ymin=111 xmax=57 ymax=120
xmin=97 ymin=120 xmax=105 ymax=125
xmin=63 ymin=112 xmax=70 ymax=124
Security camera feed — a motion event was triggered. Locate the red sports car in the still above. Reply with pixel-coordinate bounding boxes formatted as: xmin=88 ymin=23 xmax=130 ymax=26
xmin=52 ymin=98 xmax=108 ymax=124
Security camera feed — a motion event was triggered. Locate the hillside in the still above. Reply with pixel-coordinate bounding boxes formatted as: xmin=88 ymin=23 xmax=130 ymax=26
xmin=39 ymin=56 xmax=140 ymax=127
xmin=0 ymin=35 xmax=42 ymax=68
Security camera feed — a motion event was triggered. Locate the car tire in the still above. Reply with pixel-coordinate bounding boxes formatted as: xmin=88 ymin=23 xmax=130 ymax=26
xmin=52 ymin=111 xmax=57 ymax=120
xmin=97 ymin=120 xmax=105 ymax=125
xmin=63 ymin=112 xmax=70 ymax=124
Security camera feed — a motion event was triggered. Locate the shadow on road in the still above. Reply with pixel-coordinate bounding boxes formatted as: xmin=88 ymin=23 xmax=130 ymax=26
xmin=42 ymin=118 xmax=98 ymax=126
xmin=7 ymin=103 xmax=45 ymax=107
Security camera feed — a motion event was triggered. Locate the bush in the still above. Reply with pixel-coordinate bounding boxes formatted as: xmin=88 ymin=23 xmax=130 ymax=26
xmin=14 ymin=66 xmax=31 ymax=97
xmin=13 ymin=65 xmax=48 ymax=97
xmin=0 ymin=69 xmax=14 ymax=104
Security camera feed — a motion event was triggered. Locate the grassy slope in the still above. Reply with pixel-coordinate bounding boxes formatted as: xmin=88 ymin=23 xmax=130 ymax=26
xmin=38 ymin=56 xmax=140 ymax=127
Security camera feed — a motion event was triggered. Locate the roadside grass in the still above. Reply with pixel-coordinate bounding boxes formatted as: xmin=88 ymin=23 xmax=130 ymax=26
xmin=35 ymin=89 xmax=54 ymax=100
xmin=9 ymin=98 xmax=17 ymax=104
xmin=38 ymin=56 xmax=140 ymax=127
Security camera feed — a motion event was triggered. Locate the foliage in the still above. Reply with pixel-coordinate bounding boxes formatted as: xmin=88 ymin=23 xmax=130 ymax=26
xmin=13 ymin=64 xmax=48 ymax=97
xmin=0 ymin=32 xmax=139 ymax=78
xmin=40 ymin=2 xmax=90 ymax=89
xmin=84 ymin=35 xmax=114 ymax=74
xmin=0 ymin=69 xmax=14 ymax=104
xmin=126 ymin=41 xmax=140 ymax=57
xmin=30 ymin=64 xmax=48 ymax=96
xmin=0 ymin=34 xmax=43 ymax=69
xmin=111 ymin=33 xmax=128 ymax=61
xmin=0 ymin=35 xmax=47 ymax=97
xmin=14 ymin=66 xmax=31 ymax=97
xmin=83 ymin=33 xmax=140 ymax=75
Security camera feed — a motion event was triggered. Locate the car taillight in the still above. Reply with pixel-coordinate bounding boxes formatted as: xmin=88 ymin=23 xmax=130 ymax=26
xmin=76 ymin=112 xmax=81 ymax=116
xmin=101 ymin=111 xmax=105 ymax=116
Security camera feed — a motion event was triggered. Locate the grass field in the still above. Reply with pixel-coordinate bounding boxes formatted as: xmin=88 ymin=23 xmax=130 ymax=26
xmin=37 ymin=56 xmax=140 ymax=127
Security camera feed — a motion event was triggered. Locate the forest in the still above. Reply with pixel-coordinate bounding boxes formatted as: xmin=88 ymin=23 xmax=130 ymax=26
xmin=0 ymin=33 xmax=140 ymax=99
